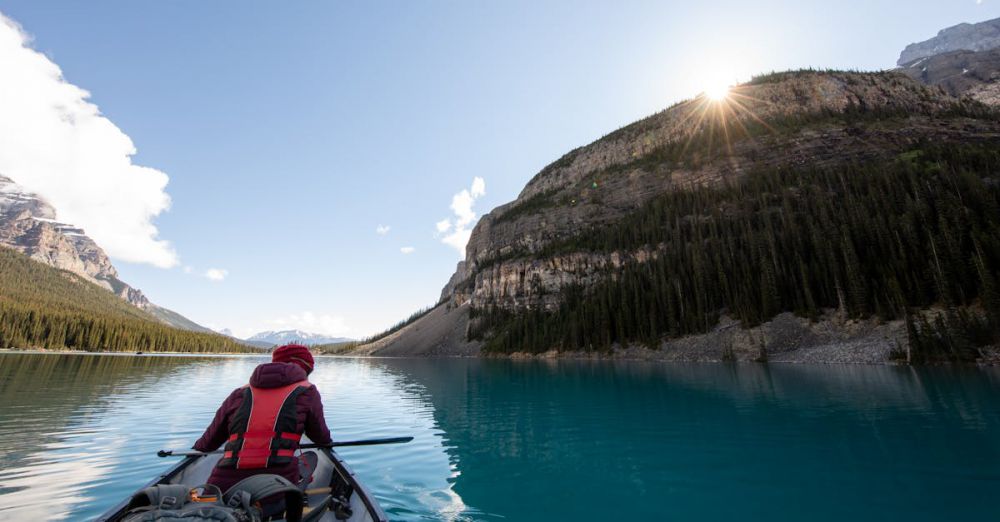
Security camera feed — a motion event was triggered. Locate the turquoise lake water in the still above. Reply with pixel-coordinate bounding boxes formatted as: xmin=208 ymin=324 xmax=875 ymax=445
xmin=0 ymin=353 xmax=998 ymax=521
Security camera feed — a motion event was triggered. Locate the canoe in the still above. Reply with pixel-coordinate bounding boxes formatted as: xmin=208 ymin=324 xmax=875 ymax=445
xmin=96 ymin=446 xmax=387 ymax=522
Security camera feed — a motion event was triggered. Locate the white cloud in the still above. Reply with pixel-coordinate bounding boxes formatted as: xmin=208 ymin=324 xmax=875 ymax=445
xmin=471 ymin=177 xmax=486 ymax=198
xmin=438 ymin=177 xmax=485 ymax=257
xmin=0 ymin=13 xmax=177 ymax=267
xmin=376 ymin=224 xmax=390 ymax=235
xmin=451 ymin=191 xmax=475 ymax=227
xmin=204 ymin=268 xmax=228 ymax=281
xmin=265 ymin=311 xmax=350 ymax=337
xmin=400 ymin=246 xmax=415 ymax=254
xmin=183 ymin=265 xmax=193 ymax=274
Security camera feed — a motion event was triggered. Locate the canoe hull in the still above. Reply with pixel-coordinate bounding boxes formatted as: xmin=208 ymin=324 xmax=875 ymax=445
xmin=96 ymin=447 xmax=386 ymax=522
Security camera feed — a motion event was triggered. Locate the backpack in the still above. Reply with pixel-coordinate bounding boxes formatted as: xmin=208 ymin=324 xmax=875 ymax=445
xmin=122 ymin=475 xmax=304 ymax=522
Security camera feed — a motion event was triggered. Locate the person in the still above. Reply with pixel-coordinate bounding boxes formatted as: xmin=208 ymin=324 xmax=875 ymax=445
xmin=193 ymin=343 xmax=331 ymax=493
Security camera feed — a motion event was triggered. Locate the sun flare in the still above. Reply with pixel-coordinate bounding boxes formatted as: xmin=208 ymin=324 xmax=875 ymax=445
xmin=704 ymin=81 xmax=731 ymax=101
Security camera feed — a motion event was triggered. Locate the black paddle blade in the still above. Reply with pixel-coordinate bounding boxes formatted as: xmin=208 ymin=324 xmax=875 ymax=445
xmin=317 ymin=436 xmax=414 ymax=448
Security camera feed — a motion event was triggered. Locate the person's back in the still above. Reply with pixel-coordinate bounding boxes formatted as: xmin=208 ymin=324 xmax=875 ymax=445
xmin=193 ymin=344 xmax=331 ymax=493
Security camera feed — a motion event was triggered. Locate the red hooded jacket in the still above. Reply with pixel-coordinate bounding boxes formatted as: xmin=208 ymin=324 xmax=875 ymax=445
xmin=193 ymin=362 xmax=332 ymax=492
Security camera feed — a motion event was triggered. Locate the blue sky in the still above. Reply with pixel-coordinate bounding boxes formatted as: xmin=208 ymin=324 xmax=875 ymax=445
xmin=0 ymin=1 xmax=996 ymax=338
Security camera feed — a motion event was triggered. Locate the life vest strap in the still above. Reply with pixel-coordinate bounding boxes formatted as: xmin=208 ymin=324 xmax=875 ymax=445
xmin=234 ymin=448 xmax=297 ymax=458
xmin=227 ymin=431 xmax=301 ymax=442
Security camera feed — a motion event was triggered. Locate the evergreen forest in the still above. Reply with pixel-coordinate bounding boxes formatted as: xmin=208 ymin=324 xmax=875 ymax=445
xmin=0 ymin=247 xmax=252 ymax=353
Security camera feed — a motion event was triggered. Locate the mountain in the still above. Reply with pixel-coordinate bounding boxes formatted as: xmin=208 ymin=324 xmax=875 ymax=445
xmin=897 ymin=17 xmax=1000 ymax=66
xmin=355 ymin=68 xmax=1000 ymax=363
xmin=0 ymin=245 xmax=249 ymax=352
xmin=246 ymin=330 xmax=353 ymax=347
xmin=898 ymin=17 xmax=1000 ymax=107
xmin=0 ymin=175 xmax=210 ymax=332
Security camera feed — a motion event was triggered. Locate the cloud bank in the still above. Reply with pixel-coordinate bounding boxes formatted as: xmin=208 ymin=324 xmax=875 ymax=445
xmin=438 ymin=177 xmax=485 ymax=257
xmin=0 ymin=13 xmax=177 ymax=267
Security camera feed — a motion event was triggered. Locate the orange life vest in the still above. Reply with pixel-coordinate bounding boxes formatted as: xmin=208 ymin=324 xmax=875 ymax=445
xmin=218 ymin=380 xmax=311 ymax=469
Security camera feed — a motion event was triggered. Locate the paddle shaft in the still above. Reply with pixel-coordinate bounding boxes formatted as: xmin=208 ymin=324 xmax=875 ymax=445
xmin=157 ymin=436 xmax=413 ymax=457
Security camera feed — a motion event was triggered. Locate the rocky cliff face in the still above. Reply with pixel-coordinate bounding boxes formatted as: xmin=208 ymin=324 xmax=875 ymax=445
xmin=897 ymin=17 xmax=1000 ymax=66
xmin=447 ymin=71 xmax=993 ymax=314
xmin=0 ymin=175 xmax=207 ymax=331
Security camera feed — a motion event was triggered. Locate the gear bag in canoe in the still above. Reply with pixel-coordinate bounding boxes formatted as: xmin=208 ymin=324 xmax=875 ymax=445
xmin=121 ymin=475 xmax=304 ymax=522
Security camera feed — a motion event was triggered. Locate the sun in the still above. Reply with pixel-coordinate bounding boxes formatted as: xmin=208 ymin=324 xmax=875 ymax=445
xmin=704 ymin=80 xmax=731 ymax=101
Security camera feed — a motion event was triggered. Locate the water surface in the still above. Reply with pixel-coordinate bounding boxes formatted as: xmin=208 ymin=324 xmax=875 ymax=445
xmin=0 ymin=353 xmax=997 ymax=521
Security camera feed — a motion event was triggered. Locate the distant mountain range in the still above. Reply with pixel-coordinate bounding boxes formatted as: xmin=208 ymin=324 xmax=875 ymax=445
xmin=244 ymin=330 xmax=353 ymax=347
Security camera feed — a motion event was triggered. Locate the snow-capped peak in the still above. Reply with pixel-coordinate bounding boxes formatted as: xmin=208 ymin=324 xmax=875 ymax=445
xmin=245 ymin=329 xmax=352 ymax=346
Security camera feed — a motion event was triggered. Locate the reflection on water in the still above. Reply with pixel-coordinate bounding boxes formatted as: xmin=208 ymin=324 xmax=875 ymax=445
xmin=1 ymin=353 xmax=999 ymax=521
xmin=0 ymin=354 xmax=217 ymax=520
xmin=0 ymin=353 xmax=469 ymax=521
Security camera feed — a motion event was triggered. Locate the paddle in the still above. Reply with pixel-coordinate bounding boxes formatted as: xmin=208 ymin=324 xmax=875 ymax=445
xmin=157 ymin=436 xmax=413 ymax=457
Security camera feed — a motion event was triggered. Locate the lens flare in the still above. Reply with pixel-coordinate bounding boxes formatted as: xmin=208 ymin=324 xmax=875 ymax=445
xmin=705 ymin=82 xmax=731 ymax=101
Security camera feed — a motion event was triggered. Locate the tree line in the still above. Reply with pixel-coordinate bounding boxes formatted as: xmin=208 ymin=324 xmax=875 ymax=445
xmin=0 ymin=247 xmax=251 ymax=353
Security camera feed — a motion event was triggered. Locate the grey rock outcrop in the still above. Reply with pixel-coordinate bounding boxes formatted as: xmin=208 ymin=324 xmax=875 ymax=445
xmin=897 ymin=17 xmax=1000 ymax=66
xmin=900 ymin=48 xmax=1000 ymax=106
xmin=439 ymin=261 xmax=471 ymax=304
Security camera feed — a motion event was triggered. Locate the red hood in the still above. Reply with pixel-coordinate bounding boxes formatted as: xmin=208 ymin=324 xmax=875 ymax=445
xmin=249 ymin=362 xmax=308 ymax=388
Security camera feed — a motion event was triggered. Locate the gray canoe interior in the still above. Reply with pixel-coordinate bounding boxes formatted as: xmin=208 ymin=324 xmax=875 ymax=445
xmin=169 ymin=452 xmax=375 ymax=522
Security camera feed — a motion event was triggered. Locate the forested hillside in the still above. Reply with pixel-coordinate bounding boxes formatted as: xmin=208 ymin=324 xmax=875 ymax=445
xmin=0 ymin=247 xmax=251 ymax=352
xmin=470 ymin=142 xmax=1000 ymax=361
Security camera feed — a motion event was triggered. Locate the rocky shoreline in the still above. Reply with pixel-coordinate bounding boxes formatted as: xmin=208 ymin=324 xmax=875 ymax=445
xmin=493 ymin=310 xmax=999 ymax=366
